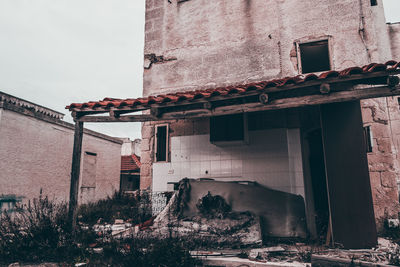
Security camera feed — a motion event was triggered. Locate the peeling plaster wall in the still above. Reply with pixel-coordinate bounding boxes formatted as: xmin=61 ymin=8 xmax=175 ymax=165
xmin=144 ymin=0 xmax=391 ymax=95
xmin=0 ymin=109 xmax=121 ymax=205
xmin=142 ymin=0 xmax=400 ymax=228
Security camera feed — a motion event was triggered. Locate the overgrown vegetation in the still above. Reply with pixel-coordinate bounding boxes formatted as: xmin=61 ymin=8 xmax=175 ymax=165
xmin=0 ymin=195 xmax=87 ymax=264
xmin=77 ymin=191 xmax=152 ymax=225
xmin=87 ymin=238 xmax=201 ymax=267
xmin=0 ymin=193 xmax=200 ymax=266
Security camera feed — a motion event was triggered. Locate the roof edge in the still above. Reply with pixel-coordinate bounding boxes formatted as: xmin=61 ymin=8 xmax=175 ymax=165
xmin=0 ymin=91 xmax=64 ymax=120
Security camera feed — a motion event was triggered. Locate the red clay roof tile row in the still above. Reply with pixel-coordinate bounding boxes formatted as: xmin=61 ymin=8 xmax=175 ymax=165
xmin=121 ymin=154 xmax=141 ymax=172
xmin=67 ymin=61 xmax=400 ymax=111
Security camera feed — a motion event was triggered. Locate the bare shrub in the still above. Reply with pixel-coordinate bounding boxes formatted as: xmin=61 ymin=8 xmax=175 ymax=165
xmin=0 ymin=195 xmax=87 ymax=264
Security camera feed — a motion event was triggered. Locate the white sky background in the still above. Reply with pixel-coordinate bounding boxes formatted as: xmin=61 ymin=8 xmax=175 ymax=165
xmin=0 ymin=0 xmax=399 ymax=140
xmin=0 ymin=0 xmax=145 ymax=139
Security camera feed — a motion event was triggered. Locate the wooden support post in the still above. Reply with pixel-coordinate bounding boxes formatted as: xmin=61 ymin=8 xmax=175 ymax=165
xmin=68 ymin=121 xmax=84 ymax=235
xmin=259 ymin=93 xmax=269 ymax=104
xmin=320 ymin=83 xmax=331 ymax=94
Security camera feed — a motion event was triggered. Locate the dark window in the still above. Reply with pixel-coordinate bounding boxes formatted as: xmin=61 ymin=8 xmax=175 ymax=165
xmin=364 ymin=126 xmax=373 ymax=153
xmin=299 ymin=40 xmax=331 ymax=74
xmin=210 ymin=114 xmax=244 ymax=143
xmin=370 ymin=0 xmax=377 ymax=6
xmin=155 ymin=125 xmax=168 ymax=162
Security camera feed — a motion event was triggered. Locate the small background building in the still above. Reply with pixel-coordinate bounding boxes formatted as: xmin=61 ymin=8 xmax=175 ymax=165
xmin=0 ymin=91 xmax=122 ymax=211
xmin=120 ymin=138 xmax=141 ymax=192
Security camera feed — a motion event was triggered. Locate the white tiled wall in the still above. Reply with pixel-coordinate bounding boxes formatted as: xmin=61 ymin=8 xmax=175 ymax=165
xmin=153 ymin=128 xmax=305 ymax=197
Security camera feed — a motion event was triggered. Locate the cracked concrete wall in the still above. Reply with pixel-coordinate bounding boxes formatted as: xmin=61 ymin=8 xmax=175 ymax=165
xmin=142 ymin=0 xmax=400 ymax=228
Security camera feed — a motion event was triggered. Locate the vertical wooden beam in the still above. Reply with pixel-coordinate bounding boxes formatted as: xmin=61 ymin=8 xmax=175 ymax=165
xmin=68 ymin=121 xmax=84 ymax=234
xmin=320 ymin=101 xmax=377 ymax=248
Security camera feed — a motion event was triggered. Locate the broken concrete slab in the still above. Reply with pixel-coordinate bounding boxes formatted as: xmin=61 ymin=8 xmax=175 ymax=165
xmin=311 ymin=255 xmax=393 ymax=267
xmin=182 ymin=179 xmax=307 ymax=239
xmin=152 ymin=181 xmax=263 ymax=246
xmin=201 ymin=256 xmax=308 ymax=267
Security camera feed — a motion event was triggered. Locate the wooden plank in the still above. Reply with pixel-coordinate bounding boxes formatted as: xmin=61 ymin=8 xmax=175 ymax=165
xmin=75 ymin=85 xmax=400 ymax=122
xmin=67 ymin=121 xmax=84 ymax=235
xmin=77 ymin=114 xmax=155 ymax=122
xmin=70 ymin=105 xmax=148 ymax=114
xmin=320 ymin=101 xmax=377 ymax=248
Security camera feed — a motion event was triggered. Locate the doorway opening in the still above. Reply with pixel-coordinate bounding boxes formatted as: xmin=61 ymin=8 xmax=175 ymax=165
xmin=306 ymin=129 xmax=330 ymax=241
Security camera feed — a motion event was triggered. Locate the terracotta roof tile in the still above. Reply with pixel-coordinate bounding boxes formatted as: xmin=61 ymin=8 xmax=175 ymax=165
xmin=121 ymin=154 xmax=141 ymax=172
xmin=67 ymin=61 xmax=400 ymax=111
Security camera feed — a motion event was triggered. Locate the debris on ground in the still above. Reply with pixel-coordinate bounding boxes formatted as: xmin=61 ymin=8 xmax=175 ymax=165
xmin=308 ymin=237 xmax=400 ymax=266
xmin=71 ymin=179 xmax=400 ymax=266
xmin=151 ymin=180 xmax=263 ymax=246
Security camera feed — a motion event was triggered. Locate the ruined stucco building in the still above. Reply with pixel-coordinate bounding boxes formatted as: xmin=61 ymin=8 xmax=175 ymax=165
xmin=67 ymin=0 xmax=400 ymax=249
xmin=0 ymin=91 xmax=122 ymax=210
xmin=140 ymin=0 xmax=400 ymax=244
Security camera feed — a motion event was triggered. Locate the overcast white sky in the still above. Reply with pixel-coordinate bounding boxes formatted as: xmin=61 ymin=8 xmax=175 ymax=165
xmin=0 ymin=0 xmax=399 ymax=140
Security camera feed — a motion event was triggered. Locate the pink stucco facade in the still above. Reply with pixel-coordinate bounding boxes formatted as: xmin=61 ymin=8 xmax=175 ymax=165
xmin=0 ymin=92 xmax=122 ymax=208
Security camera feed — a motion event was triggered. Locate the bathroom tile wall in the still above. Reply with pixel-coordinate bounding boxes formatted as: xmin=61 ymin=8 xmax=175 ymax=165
xmin=153 ymin=128 xmax=305 ymax=197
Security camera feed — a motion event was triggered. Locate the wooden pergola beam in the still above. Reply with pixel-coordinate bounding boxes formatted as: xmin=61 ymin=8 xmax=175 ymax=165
xmin=77 ymin=114 xmax=155 ymax=122
xmin=68 ymin=71 xmax=400 ymax=116
xmin=75 ymin=84 xmax=400 ymax=122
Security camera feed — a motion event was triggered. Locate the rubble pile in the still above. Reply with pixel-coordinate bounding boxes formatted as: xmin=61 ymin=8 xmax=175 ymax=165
xmin=310 ymin=238 xmax=400 ymax=265
xmin=151 ymin=180 xmax=263 ymax=246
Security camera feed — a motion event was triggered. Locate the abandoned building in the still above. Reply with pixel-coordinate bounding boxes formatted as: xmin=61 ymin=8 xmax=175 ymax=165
xmin=67 ymin=0 xmax=400 ymax=249
xmin=0 ymin=91 xmax=122 ymax=211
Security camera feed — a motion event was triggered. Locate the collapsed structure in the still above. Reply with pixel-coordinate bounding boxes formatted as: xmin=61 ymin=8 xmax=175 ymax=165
xmin=67 ymin=0 xmax=400 ymax=248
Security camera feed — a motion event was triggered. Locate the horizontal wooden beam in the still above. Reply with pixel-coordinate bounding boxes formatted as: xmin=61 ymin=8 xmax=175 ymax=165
xmin=76 ymin=114 xmax=155 ymax=122
xmin=160 ymin=84 xmax=400 ymax=119
xmin=150 ymin=71 xmax=400 ymax=109
xmin=75 ymin=85 xmax=400 ymax=122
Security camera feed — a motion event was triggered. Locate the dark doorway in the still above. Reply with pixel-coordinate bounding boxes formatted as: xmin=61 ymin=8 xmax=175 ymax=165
xmin=320 ymin=101 xmax=377 ymax=248
xmin=120 ymin=174 xmax=140 ymax=192
xmin=306 ymin=129 xmax=330 ymax=240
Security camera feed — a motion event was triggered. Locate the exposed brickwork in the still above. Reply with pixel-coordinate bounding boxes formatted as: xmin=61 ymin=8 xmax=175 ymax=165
xmin=361 ymin=97 xmax=400 ymax=230
xmin=140 ymin=121 xmax=154 ymax=190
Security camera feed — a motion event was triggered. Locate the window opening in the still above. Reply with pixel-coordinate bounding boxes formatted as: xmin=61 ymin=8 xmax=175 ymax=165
xmin=210 ymin=114 xmax=248 ymax=144
xmin=155 ymin=124 xmax=169 ymax=162
xmin=299 ymin=40 xmax=331 ymax=74
xmin=364 ymin=126 xmax=373 ymax=153
xmin=370 ymin=0 xmax=377 ymax=6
